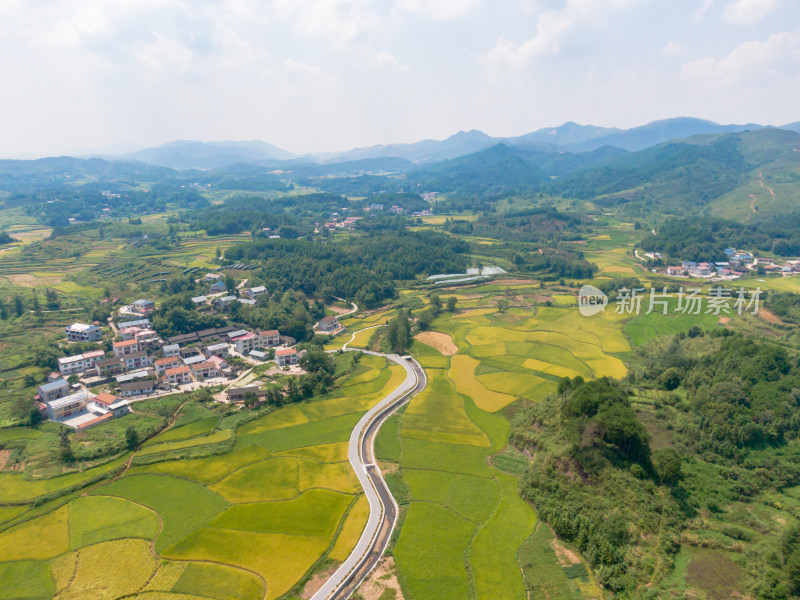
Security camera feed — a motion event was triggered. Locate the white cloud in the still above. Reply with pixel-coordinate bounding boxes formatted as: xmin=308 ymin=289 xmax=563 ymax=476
xmin=724 ymin=0 xmax=782 ymax=24
xmin=660 ymin=40 xmax=684 ymax=57
xmin=682 ymin=29 xmax=800 ymax=85
xmin=481 ymin=0 xmax=647 ymax=67
xmin=272 ymin=0 xmax=380 ymax=45
xmin=395 ymin=0 xmax=478 ymax=19
xmin=693 ymin=0 xmax=715 ymax=21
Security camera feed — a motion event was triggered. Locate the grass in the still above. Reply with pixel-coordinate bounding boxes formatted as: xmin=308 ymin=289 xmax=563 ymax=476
xmin=0 ymin=427 xmax=43 ymax=442
xmin=0 ymin=454 xmax=128 ymax=503
xmin=0 ymin=560 xmax=54 ymax=600
xmin=0 ymin=506 xmax=69 ymax=561
xmin=210 ymin=457 xmax=299 ymax=502
xmin=128 ymin=444 xmax=272 ymax=485
xmin=171 ymin=562 xmax=264 ymax=600
xmin=375 ymin=413 xmax=402 ymax=462
xmin=53 ymin=538 xmax=158 ymax=600
xmin=236 ymin=411 xmax=363 ymax=452
xmin=328 ymin=494 xmax=369 ymax=561
xmin=165 ymin=528 xmax=329 ymax=600
xmin=210 ymin=489 xmax=352 ymax=537
xmin=143 ymin=416 xmax=219 ymax=446
xmin=68 ymin=495 xmax=160 ymax=550
xmin=394 ymin=502 xmax=476 ymax=600
xmin=469 ymin=474 xmax=537 ymax=600
xmin=94 ymin=474 xmax=230 ymax=552
xmin=518 ymin=525 xmax=578 ymax=600
xmin=137 ymin=428 xmax=232 ymax=456
xmin=404 ymin=470 xmax=500 ymax=523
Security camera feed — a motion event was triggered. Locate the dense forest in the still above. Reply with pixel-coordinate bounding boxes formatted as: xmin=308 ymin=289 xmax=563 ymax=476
xmin=224 ymin=230 xmax=469 ymax=307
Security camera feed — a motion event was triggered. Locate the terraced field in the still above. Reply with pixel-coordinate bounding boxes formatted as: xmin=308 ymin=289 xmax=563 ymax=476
xmin=0 ymin=354 xmax=401 ymax=600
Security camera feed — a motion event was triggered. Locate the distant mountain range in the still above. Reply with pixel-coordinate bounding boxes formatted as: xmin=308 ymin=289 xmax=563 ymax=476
xmin=89 ymin=117 xmax=793 ymax=170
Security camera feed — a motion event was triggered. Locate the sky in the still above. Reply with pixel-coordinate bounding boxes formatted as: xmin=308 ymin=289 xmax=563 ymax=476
xmin=1 ymin=0 xmax=799 ymax=157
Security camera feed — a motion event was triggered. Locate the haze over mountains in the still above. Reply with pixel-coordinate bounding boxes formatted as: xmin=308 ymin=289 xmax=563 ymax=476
xmin=90 ymin=117 xmax=800 ymax=171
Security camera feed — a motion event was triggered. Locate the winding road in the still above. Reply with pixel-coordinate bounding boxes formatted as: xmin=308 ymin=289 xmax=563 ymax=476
xmin=312 ymin=330 xmax=427 ymax=600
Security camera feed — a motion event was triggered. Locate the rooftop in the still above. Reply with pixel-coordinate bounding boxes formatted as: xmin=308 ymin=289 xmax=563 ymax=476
xmin=47 ymin=390 xmax=89 ymax=410
xmin=39 ymin=378 xmax=68 ymax=393
xmin=113 ymin=339 xmax=139 ymax=347
xmin=166 ymin=365 xmax=191 ymax=376
xmin=94 ymin=392 xmax=120 ymax=406
xmin=276 ymin=347 xmax=298 ymax=356
xmin=66 ymin=323 xmax=98 ymax=332
xmin=119 ymin=380 xmax=155 ymax=391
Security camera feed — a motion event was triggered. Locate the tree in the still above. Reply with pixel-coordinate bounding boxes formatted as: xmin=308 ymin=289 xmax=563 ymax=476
xmin=242 ymin=392 xmax=259 ymax=408
xmin=497 ymin=298 xmax=509 ymax=312
xmin=387 ymin=310 xmax=411 ymax=354
xmin=430 ymin=294 xmax=442 ymax=316
xmin=446 ymin=296 xmax=458 ymax=312
xmin=0 ymin=298 xmax=7 ymax=320
xmin=59 ymin=429 xmax=73 ymax=463
xmin=13 ymin=295 xmax=23 ymax=317
xmin=659 ymin=367 xmax=681 ymax=391
xmin=32 ymin=293 xmax=41 ymax=316
xmin=125 ymin=427 xmax=139 ymax=451
xmin=225 ymin=275 xmax=236 ymax=294
xmin=653 ymin=448 xmax=683 ymax=485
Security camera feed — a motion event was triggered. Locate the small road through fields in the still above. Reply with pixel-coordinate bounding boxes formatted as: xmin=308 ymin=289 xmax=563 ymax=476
xmin=313 ymin=329 xmax=426 ymax=600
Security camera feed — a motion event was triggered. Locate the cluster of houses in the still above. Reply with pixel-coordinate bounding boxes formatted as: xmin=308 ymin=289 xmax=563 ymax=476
xmin=193 ymin=274 xmax=269 ymax=309
xmin=45 ymin=310 xmax=308 ymax=427
xmin=322 ymin=215 xmax=363 ymax=231
xmin=660 ymin=247 xmax=800 ymax=280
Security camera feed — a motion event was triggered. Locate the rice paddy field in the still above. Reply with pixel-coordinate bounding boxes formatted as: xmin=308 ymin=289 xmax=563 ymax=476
xmin=381 ymin=294 xmax=627 ymax=600
xmin=0 ymin=354 xmax=402 ymax=600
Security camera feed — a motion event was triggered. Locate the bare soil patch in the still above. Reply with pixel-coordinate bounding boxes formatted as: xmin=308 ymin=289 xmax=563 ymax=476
xmin=413 ymin=331 xmax=457 ymax=355
xmin=358 ymin=556 xmax=405 ymax=600
xmin=550 ymin=534 xmax=581 ymax=567
xmin=758 ymin=308 xmax=784 ymax=324
xmin=0 ymin=450 xmax=12 ymax=471
xmin=301 ymin=564 xmax=338 ymax=600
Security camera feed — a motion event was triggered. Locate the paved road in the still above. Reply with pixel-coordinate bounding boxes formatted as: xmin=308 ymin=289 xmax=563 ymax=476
xmin=312 ymin=344 xmax=426 ymax=600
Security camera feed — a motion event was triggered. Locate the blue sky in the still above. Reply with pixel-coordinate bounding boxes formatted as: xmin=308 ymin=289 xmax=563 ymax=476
xmin=1 ymin=0 xmax=798 ymax=157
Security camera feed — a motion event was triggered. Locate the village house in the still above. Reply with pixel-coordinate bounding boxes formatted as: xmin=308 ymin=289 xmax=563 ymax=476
xmin=209 ymin=281 xmax=226 ymax=293
xmin=163 ymin=344 xmax=180 ymax=358
xmin=113 ymin=339 xmax=139 ymax=357
xmin=115 ymin=369 xmax=153 ymax=384
xmin=37 ymin=378 xmax=70 ymax=403
xmin=45 ymin=390 xmax=90 ymax=420
xmin=165 ymin=365 xmax=192 ymax=385
xmin=191 ymin=295 xmax=208 ymax=306
xmin=214 ymin=295 xmax=236 ymax=309
xmin=132 ymin=299 xmax=156 ymax=313
xmin=65 ymin=323 xmax=102 ymax=342
xmin=183 ymin=354 xmax=206 ymax=367
xmin=58 ymin=350 xmax=105 ymax=376
xmin=207 ymin=355 xmax=228 ymax=372
xmin=665 ymin=266 xmax=684 ymax=276
xmin=191 ymin=361 xmax=218 ymax=380
xmin=90 ymin=393 xmax=129 ymax=417
xmin=276 ymin=347 xmax=299 ymax=367
xmin=226 ymin=385 xmax=263 ymax=402
xmin=204 ymin=342 xmax=230 ymax=358
xmin=246 ymin=286 xmax=268 ymax=300
xmin=232 ymin=331 xmax=259 ymax=354
xmin=237 ymin=298 xmax=256 ymax=306
xmin=117 ymin=318 xmax=150 ymax=330
xmin=123 ymin=351 xmax=153 ymax=371
xmin=119 ymin=379 xmax=155 ymax=397
xmin=119 ymin=326 xmax=144 ymax=341
xmin=154 ymin=356 xmax=182 ymax=374
xmin=317 ymin=316 xmax=340 ymax=332
xmin=95 ymin=357 xmax=125 ymax=377
xmin=258 ymin=329 xmax=280 ymax=347
xmin=204 ymin=273 xmax=222 ymax=283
